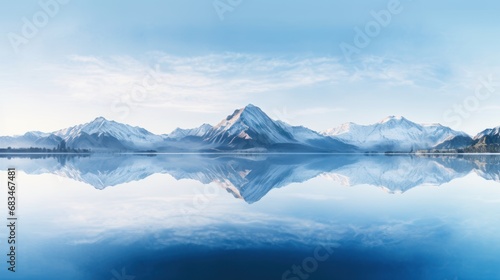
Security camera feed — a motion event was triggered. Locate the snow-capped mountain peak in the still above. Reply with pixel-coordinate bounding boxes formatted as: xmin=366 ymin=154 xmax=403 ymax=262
xmin=206 ymin=104 xmax=296 ymax=145
xmin=322 ymin=122 xmax=357 ymax=136
xmin=323 ymin=116 xmax=468 ymax=152
xmin=377 ymin=116 xmax=418 ymax=129
xmin=0 ymin=105 xmax=489 ymax=153
xmin=200 ymin=104 xmax=355 ymax=151
xmin=23 ymin=131 xmax=51 ymax=139
xmin=421 ymin=122 xmax=443 ymax=127
xmin=474 ymin=126 xmax=500 ymax=139
xmin=53 ymin=117 xmax=163 ymax=148
xmin=167 ymin=123 xmax=213 ymax=139
xmin=213 ymin=104 xmax=268 ymax=130
xmin=379 ymin=115 xmax=405 ymax=123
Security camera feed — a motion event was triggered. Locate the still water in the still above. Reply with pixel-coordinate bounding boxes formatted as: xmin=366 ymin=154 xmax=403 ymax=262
xmin=1 ymin=154 xmax=500 ymax=279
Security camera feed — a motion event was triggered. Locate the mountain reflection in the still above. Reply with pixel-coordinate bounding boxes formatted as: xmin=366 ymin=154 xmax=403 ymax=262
xmin=2 ymin=154 xmax=500 ymax=203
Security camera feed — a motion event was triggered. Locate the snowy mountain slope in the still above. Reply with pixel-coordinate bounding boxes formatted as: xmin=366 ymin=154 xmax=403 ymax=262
xmin=463 ymin=126 xmax=500 ymax=152
xmin=166 ymin=124 xmax=213 ymax=140
xmin=33 ymin=134 xmax=64 ymax=148
xmin=53 ymin=117 xmax=164 ymax=150
xmin=202 ymin=104 xmax=296 ymax=147
xmin=1 ymin=106 xmax=495 ymax=153
xmin=323 ymin=116 xmax=469 ymax=151
xmin=0 ymin=131 xmax=60 ymax=149
xmin=198 ymin=104 xmax=355 ymax=152
xmin=434 ymin=135 xmax=474 ymax=150
xmin=276 ymin=121 xmax=325 ymax=142
xmin=474 ymin=126 xmax=500 ymax=141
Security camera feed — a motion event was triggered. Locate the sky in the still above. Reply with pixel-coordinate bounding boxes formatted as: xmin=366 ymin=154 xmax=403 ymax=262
xmin=1 ymin=0 xmax=500 ymax=136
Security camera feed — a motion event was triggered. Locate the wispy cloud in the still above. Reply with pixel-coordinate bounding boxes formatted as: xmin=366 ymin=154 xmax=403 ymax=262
xmin=45 ymin=53 xmax=352 ymax=113
xmin=348 ymin=56 xmax=453 ymax=88
xmin=270 ymin=106 xmax=347 ymax=125
xmin=41 ymin=53 xmax=454 ymax=115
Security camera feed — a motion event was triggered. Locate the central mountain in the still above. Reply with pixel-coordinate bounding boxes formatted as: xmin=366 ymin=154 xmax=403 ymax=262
xmin=167 ymin=104 xmax=356 ymax=152
xmin=205 ymin=104 xmax=296 ymax=146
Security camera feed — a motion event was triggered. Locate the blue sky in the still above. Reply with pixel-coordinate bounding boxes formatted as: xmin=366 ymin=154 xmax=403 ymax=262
xmin=1 ymin=0 xmax=500 ymax=135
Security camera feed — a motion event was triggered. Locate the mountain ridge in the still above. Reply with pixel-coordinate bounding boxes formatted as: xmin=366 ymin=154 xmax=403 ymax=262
xmin=322 ymin=116 xmax=469 ymax=152
xmin=0 ymin=104 xmax=498 ymax=153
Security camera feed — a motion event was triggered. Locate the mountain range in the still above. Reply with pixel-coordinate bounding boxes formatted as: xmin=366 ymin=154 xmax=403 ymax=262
xmin=1 ymin=104 xmax=499 ymax=153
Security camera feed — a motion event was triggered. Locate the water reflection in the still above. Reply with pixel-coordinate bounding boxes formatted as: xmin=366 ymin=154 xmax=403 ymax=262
xmin=1 ymin=154 xmax=500 ymax=279
xmin=2 ymin=154 xmax=500 ymax=202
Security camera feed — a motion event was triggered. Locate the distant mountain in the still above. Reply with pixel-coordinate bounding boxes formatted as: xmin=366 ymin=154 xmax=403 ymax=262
xmin=323 ymin=116 xmax=468 ymax=152
xmin=166 ymin=124 xmax=213 ymax=140
xmin=53 ymin=117 xmax=164 ymax=150
xmin=463 ymin=126 xmax=500 ymax=153
xmin=0 ymin=117 xmax=164 ymax=151
xmin=475 ymin=126 xmax=500 ymax=140
xmin=0 ymin=105 xmax=498 ymax=153
xmin=433 ymin=135 xmax=474 ymax=150
xmin=0 ymin=131 xmax=61 ymax=149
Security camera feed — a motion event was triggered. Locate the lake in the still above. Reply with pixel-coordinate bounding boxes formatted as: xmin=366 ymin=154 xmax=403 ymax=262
xmin=1 ymin=154 xmax=500 ymax=279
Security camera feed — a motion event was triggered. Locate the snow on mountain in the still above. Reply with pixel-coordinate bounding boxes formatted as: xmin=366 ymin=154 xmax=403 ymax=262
xmin=34 ymin=134 xmax=64 ymax=148
xmin=323 ymin=122 xmax=356 ymax=136
xmin=323 ymin=116 xmax=469 ymax=151
xmin=0 ymin=107 xmax=490 ymax=153
xmin=0 ymin=131 xmax=59 ymax=149
xmin=463 ymin=126 xmax=500 ymax=152
xmin=53 ymin=117 xmax=164 ymax=149
xmin=474 ymin=126 xmax=500 ymax=140
xmin=198 ymin=104 xmax=355 ymax=151
xmin=202 ymin=104 xmax=297 ymax=147
xmin=166 ymin=123 xmax=213 ymax=140
xmin=275 ymin=121 xmax=324 ymax=142
xmin=434 ymin=135 xmax=474 ymax=150
xmin=23 ymin=131 xmax=52 ymax=140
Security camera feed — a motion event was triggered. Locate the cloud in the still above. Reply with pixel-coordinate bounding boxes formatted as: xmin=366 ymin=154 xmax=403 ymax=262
xmin=348 ymin=56 xmax=453 ymax=88
xmin=270 ymin=106 xmax=347 ymax=124
xmin=39 ymin=53 xmax=458 ymax=115
xmin=44 ymin=53 xmax=352 ymax=113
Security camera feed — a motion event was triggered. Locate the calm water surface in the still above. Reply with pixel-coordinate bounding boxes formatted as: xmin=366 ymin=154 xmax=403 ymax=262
xmin=0 ymin=154 xmax=500 ymax=279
